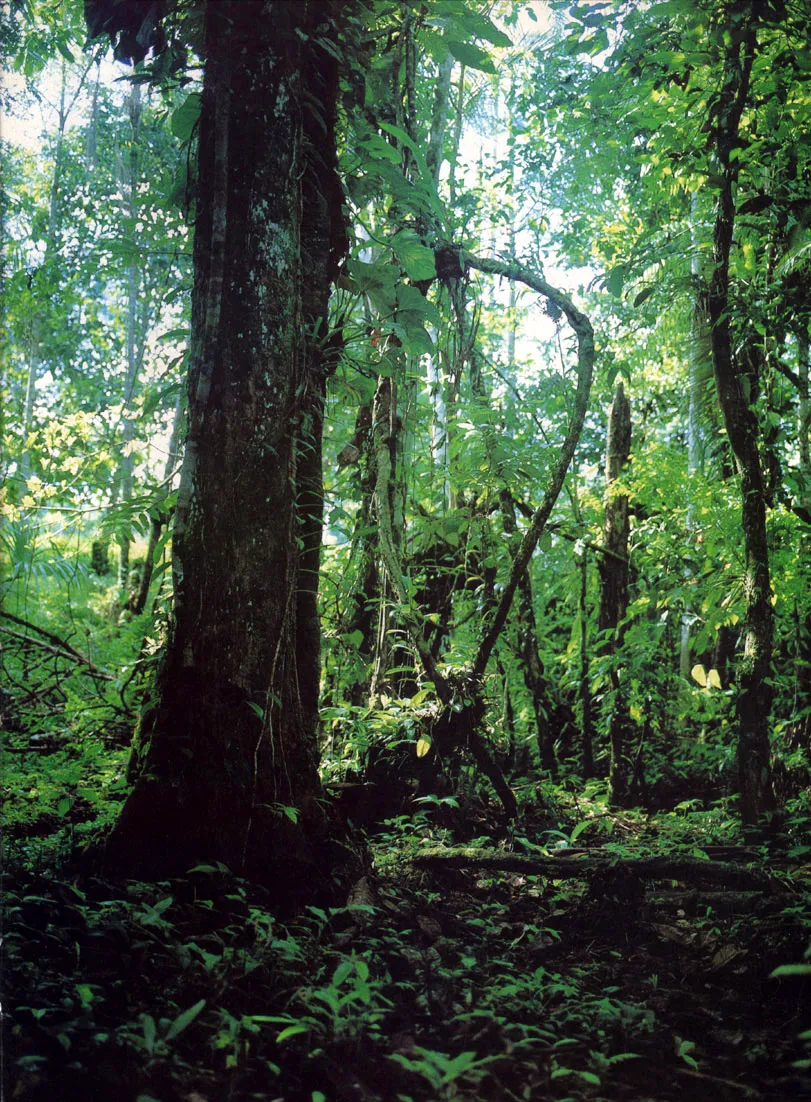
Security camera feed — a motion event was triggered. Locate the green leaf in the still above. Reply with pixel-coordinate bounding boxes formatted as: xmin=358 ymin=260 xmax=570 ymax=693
xmin=445 ymin=39 xmax=496 ymax=73
xmin=332 ymin=959 xmax=354 ymax=986
xmin=605 ymin=268 xmax=625 ymax=297
xmin=75 ymin=984 xmax=95 ymax=1008
xmin=579 ymin=1071 xmax=602 ymax=1085
xmin=142 ymin=1015 xmax=156 ymax=1056
xmin=434 ymin=2 xmax=512 ymax=47
xmin=396 ymin=283 xmax=441 ymax=324
xmin=376 ymin=122 xmax=418 ymax=155
xmin=569 ymin=820 xmax=590 ymax=843
xmin=165 ymin=998 xmax=206 ymax=1041
xmin=276 ymin=1023 xmax=310 ymax=1043
xmin=770 ymin=964 xmax=811 ymax=977
xmin=390 ymin=231 xmax=436 ymax=282
xmin=171 ymin=92 xmax=202 ymax=142
xmin=359 ymin=133 xmax=402 ymax=165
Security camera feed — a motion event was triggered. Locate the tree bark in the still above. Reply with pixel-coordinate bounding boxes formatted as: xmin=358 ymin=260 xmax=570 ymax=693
xmin=706 ymin=0 xmax=775 ymax=829
xmin=598 ymin=384 xmax=632 ymax=806
xmin=105 ymin=1 xmax=348 ymax=896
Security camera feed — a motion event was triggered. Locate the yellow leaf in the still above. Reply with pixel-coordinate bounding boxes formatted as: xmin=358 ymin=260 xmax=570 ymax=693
xmin=691 ymin=664 xmax=707 ymax=687
xmin=416 ymin=738 xmax=432 ymax=759
xmin=706 ymin=668 xmax=722 ymax=690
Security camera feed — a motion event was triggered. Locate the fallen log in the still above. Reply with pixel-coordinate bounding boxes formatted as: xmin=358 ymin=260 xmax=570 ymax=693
xmin=411 ymin=847 xmax=782 ymax=892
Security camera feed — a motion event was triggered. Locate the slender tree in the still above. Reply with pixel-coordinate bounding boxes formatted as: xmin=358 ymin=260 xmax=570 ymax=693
xmin=598 ymin=383 xmax=632 ymax=806
xmin=706 ymin=0 xmax=775 ymax=829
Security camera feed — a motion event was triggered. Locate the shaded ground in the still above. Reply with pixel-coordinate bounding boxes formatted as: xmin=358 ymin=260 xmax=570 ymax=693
xmin=4 ymin=798 xmax=811 ymax=1101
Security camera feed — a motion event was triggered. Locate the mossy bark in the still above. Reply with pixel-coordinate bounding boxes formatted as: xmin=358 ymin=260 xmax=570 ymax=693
xmin=107 ymin=1 xmax=349 ymax=898
xmin=598 ymin=384 xmax=632 ymax=807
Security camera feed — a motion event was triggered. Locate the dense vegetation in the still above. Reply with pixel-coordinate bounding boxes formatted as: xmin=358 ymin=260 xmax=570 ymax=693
xmin=2 ymin=0 xmax=810 ymax=1098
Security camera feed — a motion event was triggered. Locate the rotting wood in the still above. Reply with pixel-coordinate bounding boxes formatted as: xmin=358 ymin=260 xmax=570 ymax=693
xmin=411 ymin=847 xmax=782 ymax=892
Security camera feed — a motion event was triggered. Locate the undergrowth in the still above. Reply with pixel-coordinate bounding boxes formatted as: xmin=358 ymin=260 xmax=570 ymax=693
xmin=4 ymin=787 xmax=811 ymax=1101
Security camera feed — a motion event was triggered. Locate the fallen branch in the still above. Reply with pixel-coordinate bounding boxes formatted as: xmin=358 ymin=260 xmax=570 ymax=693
xmin=411 ymin=847 xmax=781 ymax=892
xmin=650 ymin=889 xmax=775 ymax=912
xmin=0 ymin=621 xmax=113 ymax=680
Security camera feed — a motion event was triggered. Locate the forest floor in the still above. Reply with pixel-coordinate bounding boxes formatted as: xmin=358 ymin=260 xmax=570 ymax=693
xmin=4 ymin=791 xmax=811 ymax=1102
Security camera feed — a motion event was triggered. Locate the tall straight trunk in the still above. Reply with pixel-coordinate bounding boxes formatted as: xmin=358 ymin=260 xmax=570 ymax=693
xmin=20 ymin=63 xmax=67 ymax=486
xmin=682 ymin=195 xmax=713 ymax=677
xmin=706 ymin=0 xmax=775 ymax=829
xmin=798 ymin=330 xmax=810 ymax=500
xmin=578 ymin=547 xmax=594 ymax=778
xmin=127 ymin=391 xmax=184 ymax=616
xmin=598 ymin=384 xmax=632 ymax=807
xmin=500 ymin=490 xmax=558 ymax=776
xmin=107 ymin=1 xmax=347 ymax=894
xmin=117 ymin=81 xmax=142 ymax=591
xmin=19 ymin=55 xmax=94 ymax=488
xmin=426 ymin=49 xmax=454 ymax=189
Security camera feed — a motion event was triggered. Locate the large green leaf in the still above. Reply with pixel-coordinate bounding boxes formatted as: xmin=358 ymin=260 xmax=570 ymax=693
xmin=171 ymin=93 xmax=202 ymax=142
xmin=396 ymin=283 xmax=441 ymax=325
xmin=390 ymin=231 xmax=436 ymax=282
xmin=445 ymin=39 xmax=496 ymax=73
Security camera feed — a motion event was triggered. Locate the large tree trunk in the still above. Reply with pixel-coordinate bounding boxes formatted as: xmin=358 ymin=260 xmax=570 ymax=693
xmin=706 ymin=0 xmax=775 ymax=830
xmin=106 ymin=0 xmax=347 ymax=896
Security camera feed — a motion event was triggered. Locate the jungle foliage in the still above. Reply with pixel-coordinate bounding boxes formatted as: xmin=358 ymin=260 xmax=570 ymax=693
xmin=2 ymin=0 xmax=811 ymax=1099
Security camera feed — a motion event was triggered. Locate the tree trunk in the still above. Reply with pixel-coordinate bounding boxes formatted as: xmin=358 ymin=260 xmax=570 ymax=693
xmin=106 ymin=1 xmax=348 ymax=897
xmin=577 ymin=547 xmax=595 ymax=779
xmin=706 ymin=0 xmax=775 ymax=829
xmin=682 ymin=193 xmax=713 ymax=677
xmin=598 ymin=383 xmax=632 ymax=806
xmin=117 ymin=81 xmax=142 ymax=593
xmin=126 ymin=391 xmax=184 ymax=616
xmin=797 ymin=329 xmax=810 ymax=510
xmin=500 ymin=490 xmax=557 ymax=776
